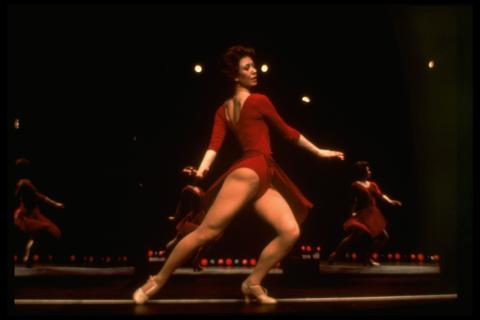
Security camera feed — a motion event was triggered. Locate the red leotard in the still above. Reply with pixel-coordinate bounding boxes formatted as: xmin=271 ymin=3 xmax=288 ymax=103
xmin=202 ymin=93 xmax=313 ymax=225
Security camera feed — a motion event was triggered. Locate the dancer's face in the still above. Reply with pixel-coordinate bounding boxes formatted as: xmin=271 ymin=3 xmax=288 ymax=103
xmin=366 ymin=166 xmax=372 ymax=179
xmin=236 ymin=56 xmax=257 ymax=88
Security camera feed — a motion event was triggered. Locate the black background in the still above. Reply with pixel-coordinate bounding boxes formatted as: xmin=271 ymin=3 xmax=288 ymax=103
xmin=7 ymin=4 xmax=472 ymax=291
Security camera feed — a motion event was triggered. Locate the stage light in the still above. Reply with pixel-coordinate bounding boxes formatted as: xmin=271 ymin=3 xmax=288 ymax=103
xmin=122 ymin=256 xmax=128 ymax=262
xmin=301 ymin=96 xmax=311 ymax=104
xmin=417 ymin=253 xmax=425 ymax=262
xmin=14 ymin=255 xmax=18 ymax=262
xmin=234 ymin=259 xmax=240 ymax=265
xmin=48 ymin=255 xmax=53 ymax=261
xmin=316 ymin=246 xmax=321 ymax=252
xmin=351 ymin=252 xmax=357 ymax=260
xmin=89 ymin=256 xmax=94 ymax=263
xmin=428 ymin=60 xmax=435 ymax=69
xmin=14 ymin=118 xmax=20 ymax=130
xmin=241 ymin=259 xmax=248 ymax=266
xmin=433 ymin=254 xmax=440 ymax=261
xmin=194 ymin=64 xmax=203 ymax=74
xmin=371 ymin=252 xmax=379 ymax=260
xmin=200 ymin=258 xmax=208 ymax=267
xmin=394 ymin=252 xmax=401 ymax=261
xmin=209 ymin=258 xmax=216 ymax=265
xmin=217 ymin=258 xmax=225 ymax=266
xmin=306 ymin=245 xmax=312 ymax=252
xmin=260 ymin=64 xmax=269 ymax=73
xmin=300 ymin=245 xmax=306 ymax=252
xmin=159 ymin=251 xmax=165 ymax=257
xmin=105 ymin=256 xmax=111 ymax=263
xmin=387 ymin=253 xmax=393 ymax=260
xmin=410 ymin=253 xmax=417 ymax=261
xmin=249 ymin=258 xmax=257 ymax=266
xmin=69 ymin=255 xmax=76 ymax=262
xmin=148 ymin=250 xmax=154 ymax=257
xmin=226 ymin=258 xmax=233 ymax=266
xmin=33 ymin=254 xmax=40 ymax=262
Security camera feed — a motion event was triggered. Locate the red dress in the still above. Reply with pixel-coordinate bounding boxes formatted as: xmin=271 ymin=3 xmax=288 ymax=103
xmin=201 ymin=93 xmax=313 ymax=225
xmin=13 ymin=179 xmax=61 ymax=238
xmin=343 ymin=181 xmax=386 ymax=237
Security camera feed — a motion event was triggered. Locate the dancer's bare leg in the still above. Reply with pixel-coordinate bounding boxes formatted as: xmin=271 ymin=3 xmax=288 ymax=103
xmin=245 ymin=188 xmax=300 ymax=286
xmin=140 ymin=168 xmax=259 ymax=293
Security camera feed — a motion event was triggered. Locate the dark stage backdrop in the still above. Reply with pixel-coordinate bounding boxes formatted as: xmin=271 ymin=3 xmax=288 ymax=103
xmin=7 ymin=5 xmax=471 ymax=278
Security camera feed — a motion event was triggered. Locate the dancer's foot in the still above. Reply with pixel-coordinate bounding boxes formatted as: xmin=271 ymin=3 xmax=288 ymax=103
xmin=241 ymin=280 xmax=277 ymax=304
xmin=132 ymin=276 xmax=161 ymax=304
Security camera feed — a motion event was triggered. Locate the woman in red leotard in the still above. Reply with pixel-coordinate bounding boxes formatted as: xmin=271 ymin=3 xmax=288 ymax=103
xmin=133 ymin=45 xmax=344 ymax=304
xmin=13 ymin=158 xmax=65 ymax=266
xmin=327 ymin=161 xmax=402 ymax=266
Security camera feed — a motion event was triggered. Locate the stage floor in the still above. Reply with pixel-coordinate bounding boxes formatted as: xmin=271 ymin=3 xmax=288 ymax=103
xmin=11 ymin=262 xmax=462 ymax=315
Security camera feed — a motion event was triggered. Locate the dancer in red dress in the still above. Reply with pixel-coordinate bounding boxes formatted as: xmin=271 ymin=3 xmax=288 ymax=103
xmin=133 ymin=45 xmax=344 ymax=304
xmin=328 ymin=161 xmax=402 ymax=266
xmin=13 ymin=158 xmax=65 ymax=266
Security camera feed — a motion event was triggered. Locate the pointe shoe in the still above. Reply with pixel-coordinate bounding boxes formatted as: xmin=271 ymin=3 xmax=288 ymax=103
xmin=364 ymin=258 xmax=380 ymax=266
xmin=241 ymin=281 xmax=277 ymax=304
xmin=132 ymin=276 xmax=160 ymax=304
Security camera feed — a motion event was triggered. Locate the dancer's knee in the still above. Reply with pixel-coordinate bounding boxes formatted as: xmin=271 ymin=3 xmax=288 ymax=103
xmin=281 ymin=224 xmax=301 ymax=244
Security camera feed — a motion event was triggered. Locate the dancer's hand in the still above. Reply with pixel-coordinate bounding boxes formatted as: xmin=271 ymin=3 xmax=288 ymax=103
xmin=195 ymin=168 xmax=208 ymax=179
xmin=317 ymin=149 xmax=344 ymax=160
xmin=390 ymin=199 xmax=402 ymax=207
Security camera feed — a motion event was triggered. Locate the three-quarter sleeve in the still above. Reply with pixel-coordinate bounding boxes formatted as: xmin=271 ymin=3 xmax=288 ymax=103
xmin=257 ymin=94 xmax=300 ymax=143
xmin=207 ymin=107 xmax=228 ymax=152
xmin=371 ymin=182 xmax=383 ymax=198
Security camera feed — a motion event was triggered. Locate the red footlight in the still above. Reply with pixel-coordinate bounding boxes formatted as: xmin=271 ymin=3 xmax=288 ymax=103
xmin=241 ymin=259 xmax=248 ymax=266
xmin=200 ymin=258 xmax=208 ymax=267
xmin=249 ymin=258 xmax=257 ymax=266
xmin=217 ymin=258 xmax=225 ymax=266
xmin=351 ymin=252 xmax=357 ymax=260
xmin=69 ymin=255 xmax=76 ymax=262
xmin=433 ymin=254 xmax=440 ymax=261
xmin=410 ymin=253 xmax=417 ymax=261
xmin=394 ymin=252 xmax=401 ymax=261
xmin=122 ymin=256 xmax=128 ymax=262
xmin=417 ymin=253 xmax=425 ymax=262
xmin=33 ymin=254 xmax=40 ymax=262
xmin=14 ymin=255 xmax=18 ymax=262
xmin=159 ymin=251 xmax=165 ymax=257
xmin=371 ymin=252 xmax=379 ymax=260
xmin=316 ymin=246 xmax=321 ymax=252
xmin=306 ymin=245 xmax=312 ymax=252
xmin=147 ymin=250 xmax=154 ymax=257
xmin=105 ymin=256 xmax=111 ymax=263
xmin=300 ymin=245 xmax=306 ymax=252
xmin=225 ymin=258 xmax=233 ymax=266
xmin=88 ymin=256 xmax=94 ymax=263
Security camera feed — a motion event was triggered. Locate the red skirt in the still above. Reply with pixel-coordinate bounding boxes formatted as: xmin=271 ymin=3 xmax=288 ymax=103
xmin=201 ymin=152 xmax=313 ymax=225
xmin=343 ymin=207 xmax=386 ymax=237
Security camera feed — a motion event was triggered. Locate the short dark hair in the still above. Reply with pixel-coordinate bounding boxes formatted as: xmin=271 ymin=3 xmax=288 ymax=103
xmin=353 ymin=161 xmax=370 ymax=180
xmin=221 ymin=45 xmax=256 ymax=82
xmin=15 ymin=157 xmax=32 ymax=179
